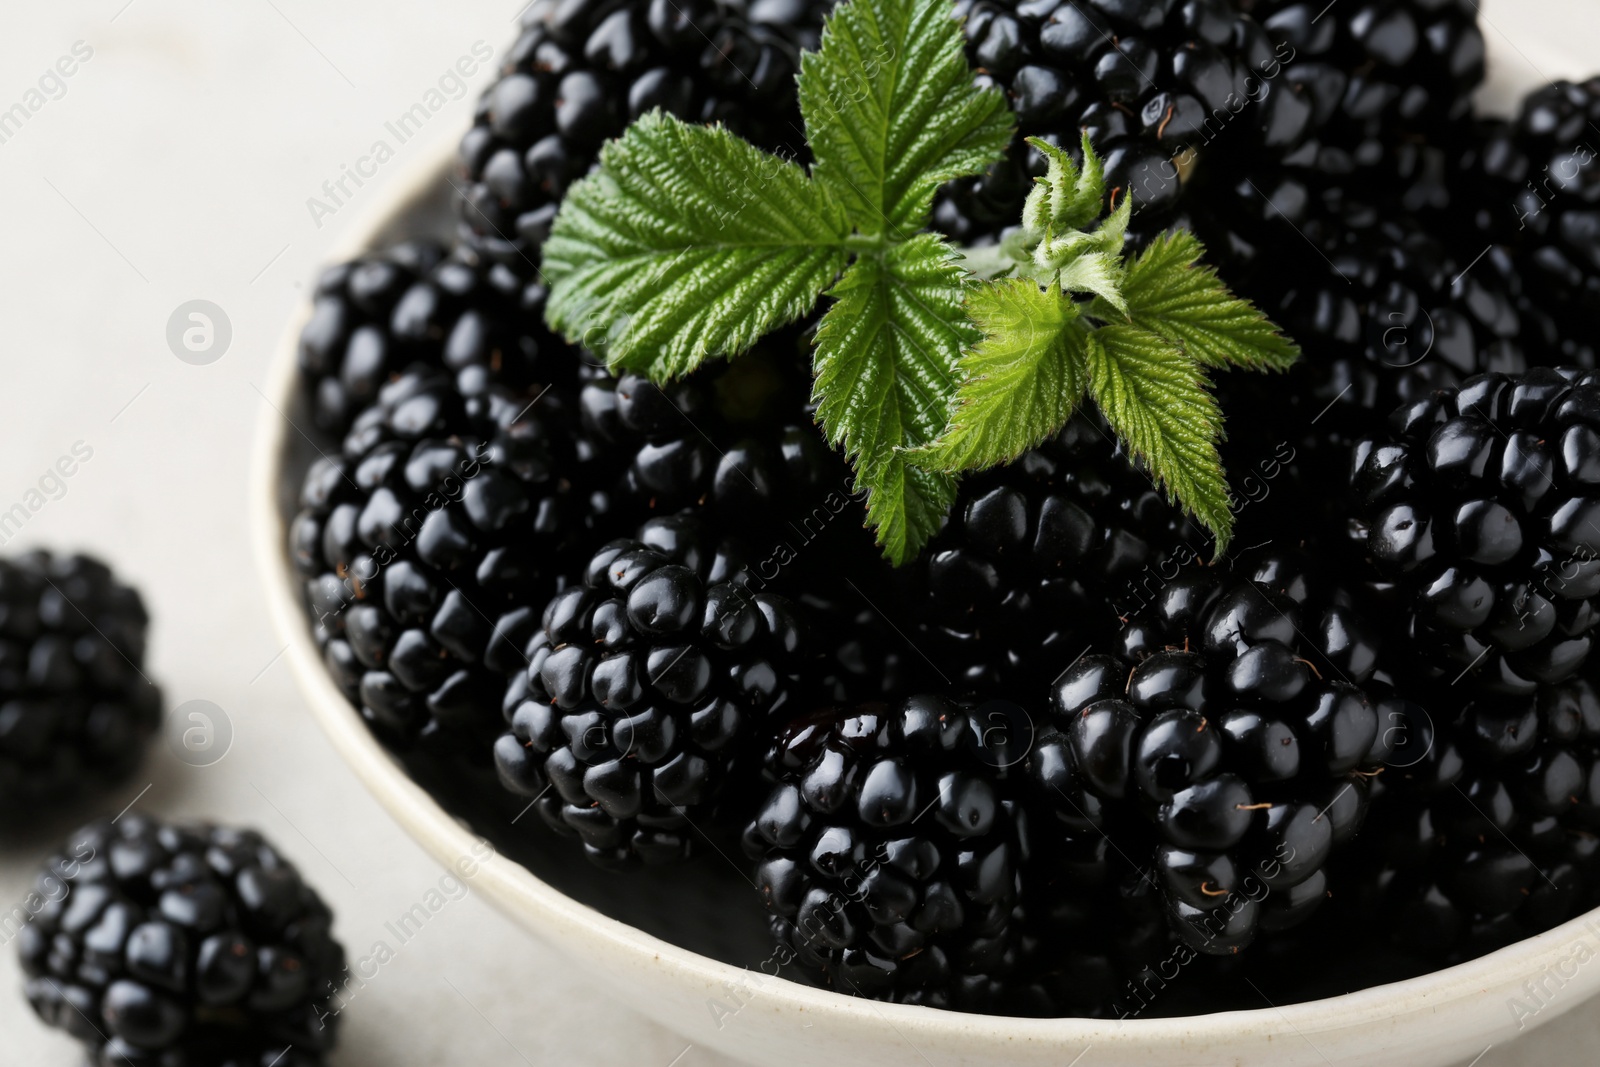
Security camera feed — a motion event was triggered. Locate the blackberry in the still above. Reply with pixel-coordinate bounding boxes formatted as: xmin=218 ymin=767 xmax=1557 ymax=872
xmin=456 ymin=0 xmax=823 ymax=277
xmin=289 ymin=359 xmax=590 ymax=758
xmin=573 ymin=346 xmax=926 ymax=705
xmin=935 ymin=0 xmax=1318 ymax=242
xmin=497 ymin=515 xmax=806 ymax=867
xmin=296 ymin=244 xmax=569 ymax=438
xmin=17 ymin=816 xmax=344 ymax=1067
xmin=743 ymin=695 xmax=1041 ymax=1012
xmin=1348 ymin=368 xmax=1600 ymax=697
xmin=1193 ymin=202 xmax=1536 ymax=537
xmin=1032 ymin=549 xmax=1384 ymax=956
xmin=1452 ymin=79 xmax=1600 ymax=365
xmin=1333 ymin=674 xmax=1600 ymax=961
xmin=0 ymin=551 xmax=161 ymax=809
xmin=906 ymin=412 xmax=1204 ymax=698
xmin=572 ymin=341 xmax=852 ymax=543
xmin=1241 ymin=0 xmax=1485 ymax=134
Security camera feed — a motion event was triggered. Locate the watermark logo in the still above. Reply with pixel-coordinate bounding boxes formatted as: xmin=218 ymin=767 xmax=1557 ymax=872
xmin=166 ymin=300 xmax=232 ymax=365
xmin=169 ymin=699 xmax=232 ymax=767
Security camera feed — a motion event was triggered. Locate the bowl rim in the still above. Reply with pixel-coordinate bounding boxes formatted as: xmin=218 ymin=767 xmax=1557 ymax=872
xmin=249 ymin=122 xmax=1600 ymax=1057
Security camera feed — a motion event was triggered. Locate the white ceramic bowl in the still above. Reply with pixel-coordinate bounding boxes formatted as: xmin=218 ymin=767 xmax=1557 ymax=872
xmin=252 ymin=35 xmax=1600 ymax=1067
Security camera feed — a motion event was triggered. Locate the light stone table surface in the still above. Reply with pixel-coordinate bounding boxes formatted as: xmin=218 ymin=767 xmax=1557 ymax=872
xmin=0 ymin=2 xmax=1596 ymax=1065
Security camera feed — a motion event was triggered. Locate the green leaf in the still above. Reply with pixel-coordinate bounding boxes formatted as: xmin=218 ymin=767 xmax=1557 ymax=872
xmin=912 ymin=279 xmax=1087 ymax=472
xmin=799 ymin=0 xmax=1012 ymax=236
xmin=543 ymin=111 xmax=850 ymax=379
xmin=1084 ymin=325 xmax=1234 ymax=552
xmin=813 ymin=233 xmax=970 ymax=563
xmin=1021 ymin=133 xmax=1104 ymax=236
xmin=1107 ymin=230 xmax=1300 ymax=372
xmin=1052 ymin=250 xmax=1126 ymax=314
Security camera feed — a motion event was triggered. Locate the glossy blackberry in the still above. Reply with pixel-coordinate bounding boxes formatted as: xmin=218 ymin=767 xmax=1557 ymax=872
xmin=1032 ymin=549 xmax=1384 ymax=956
xmin=457 ymin=0 xmax=823 ymax=276
xmin=0 ymin=551 xmax=161 ymax=809
xmin=575 ymin=345 xmax=925 ymax=705
xmin=573 ymin=341 xmax=850 ymax=541
xmin=1348 ymin=368 xmax=1600 ymax=696
xmin=17 ymin=816 xmax=344 ymax=1067
xmin=1334 ymin=674 xmax=1600 ymax=961
xmin=289 ymin=359 xmax=590 ymax=758
xmin=1196 ymin=203 xmax=1535 ymax=537
xmin=907 ymin=413 xmax=1204 ymax=697
xmin=1452 ymin=79 xmax=1600 ymax=365
xmin=935 ymin=0 xmax=1314 ymax=242
xmin=743 ymin=695 xmax=1042 ymax=1012
xmin=497 ymin=515 xmax=806 ymax=867
xmin=1242 ymin=0 xmax=1485 ymax=133
xmin=297 ymin=243 xmax=570 ymax=438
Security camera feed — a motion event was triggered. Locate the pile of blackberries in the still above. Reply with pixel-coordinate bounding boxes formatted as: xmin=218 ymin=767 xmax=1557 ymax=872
xmin=265 ymin=0 xmax=1600 ymax=1023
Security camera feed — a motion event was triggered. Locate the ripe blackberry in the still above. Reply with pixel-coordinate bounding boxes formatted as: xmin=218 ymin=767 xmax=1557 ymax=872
xmin=457 ymin=0 xmax=823 ymax=276
xmin=289 ymin=359 xmax=591 ymax=758
xmin=0 ymin=551 xmax=161 ymax=809
xmin=17 ymin=816 xmax=344 ymax=1067
xmin=1032 ymin=549 xmax=1384 ymax=955
xmin=1333 ymin=675 xmax=1600 ymax=961
xmin=1452 ymin=79 xmax=1600 ymax=365
xmin=1241 ymin=0 xmax=1485 ymax=133
xmin=296 ymin=243 xmax=570 ymax=438
xmin=907 ymin=412 xmax=1204 ymax=698
xmin=743 ymin=695 xmax=1041 ymax=1012
xmin=497 ymin=514 xmax=806 ymax=867
xmin=1348 ymin=368 xmax=1600 ymax=696
xmin=572 ymin=340 xmax=852 ymax=543
xmin=1193 ymin=201 xmax=1536 ymax=537
xmin=937 ymin=0 xmax=1312 ymax=241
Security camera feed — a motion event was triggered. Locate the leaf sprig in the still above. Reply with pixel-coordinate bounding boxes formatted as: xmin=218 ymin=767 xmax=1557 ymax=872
xmin=911 ymin=136 xmax=1300 ymax=553
xmin=541 ymin=0 xmax=1298 ymax=564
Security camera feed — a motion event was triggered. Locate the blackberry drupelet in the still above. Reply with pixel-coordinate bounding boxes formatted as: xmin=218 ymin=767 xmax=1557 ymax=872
xmin=296 ymin=243 xmax=570 ymax=437
xmin=289 ymin=359 xmax=590 ymax=758
xmin=1348 ymin=368 xmax=1600 ymax=696
xmin=937 ymin=0 xmax=1312 ymax=242
xmin=1032 ymin=549 xmax=1384 ymax=956
xmin=17 ymin=816 xmax=344 ymax=1067
xmin=457 ymin=0 xmax=824 ymax=276
xmin=907 ymin=412 xmax=1205 ymax=698
xmin=497 ymin=514 xmax=806 ymax=867
xmin=0 ymin=551 xmax=161 ymax=809
xmin=744 ymin=695 xmax=1041 ymax=1012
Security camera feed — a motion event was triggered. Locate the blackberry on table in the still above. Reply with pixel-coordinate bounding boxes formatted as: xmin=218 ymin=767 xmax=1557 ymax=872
xmin=17 ymin=816 xmax=344 ymax=1067
xmin=456 ymin=0 xmax=824 ymax=278
xmin=1031 ymin=549 xmax=1385 ymax=956
xmin=497 ymin=514 xmax=806 ymax=867
xmin=1348 ymin=368 xmax=1600 ymax=696
xmin=743 ymin=695 xmax=1044 ymax=1012
xmin=0 ymin=551 xmax=161 ymax=810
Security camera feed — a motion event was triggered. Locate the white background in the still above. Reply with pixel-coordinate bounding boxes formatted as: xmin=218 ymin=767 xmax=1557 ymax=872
xmin=0 ymin=2 xmax=1595 ymax=1065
